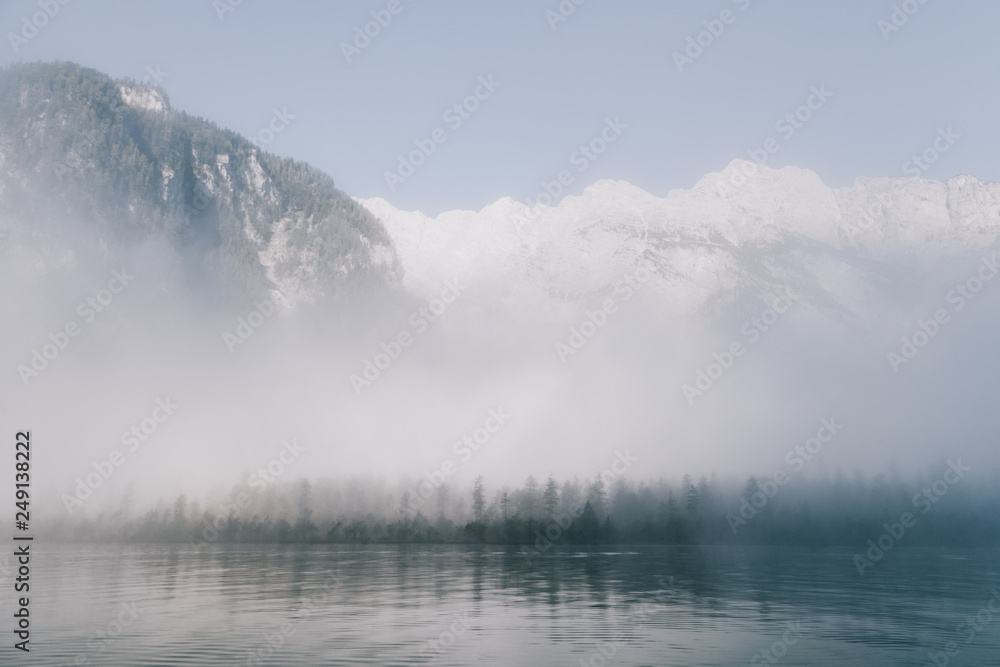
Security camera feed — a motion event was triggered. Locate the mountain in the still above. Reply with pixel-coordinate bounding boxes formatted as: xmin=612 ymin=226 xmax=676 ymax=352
xmin=360 ymin=162 xmax=1000 ymax=321
xmin=6 ymin=62 xmax=997 ymax=326
xmin=0 ymin=62 xmax=401 ymax=307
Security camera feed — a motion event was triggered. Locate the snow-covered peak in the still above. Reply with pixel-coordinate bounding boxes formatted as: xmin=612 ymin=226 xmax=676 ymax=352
xmin=360 ymin=165 xmax=1000 ymax=319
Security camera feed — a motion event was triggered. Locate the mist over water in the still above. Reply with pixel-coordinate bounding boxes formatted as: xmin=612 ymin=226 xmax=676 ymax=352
xmin=1 ymin=3 xmax=999 ymax=661
xmin=6 ymin=227 xmax=1000 ymax=520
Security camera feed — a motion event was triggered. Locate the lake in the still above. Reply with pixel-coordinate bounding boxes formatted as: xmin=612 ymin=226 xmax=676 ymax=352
xmin=18 ymin=544 xmax=1000 ymax=665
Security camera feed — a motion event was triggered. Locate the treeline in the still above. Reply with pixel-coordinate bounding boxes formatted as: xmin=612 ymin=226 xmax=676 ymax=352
xmin=42 ymin=465 xmax=1000 ymax=548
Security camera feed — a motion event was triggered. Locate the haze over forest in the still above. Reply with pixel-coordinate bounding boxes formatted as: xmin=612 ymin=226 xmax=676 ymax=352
xmin=1 ymin=63 xmax=998 ymax=538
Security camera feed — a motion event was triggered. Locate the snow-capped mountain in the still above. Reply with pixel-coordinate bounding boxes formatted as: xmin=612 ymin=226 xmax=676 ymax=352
xmin=360 ymin=161 xmax=1000 ymax=320
xmin=0 ymin=62 xmax=401 ymax=308
xmin=6 ymin=62 xmax=997 ymax=324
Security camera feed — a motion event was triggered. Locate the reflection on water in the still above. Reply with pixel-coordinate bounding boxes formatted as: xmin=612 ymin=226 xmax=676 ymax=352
xmin=24 ymin=544 xmax=1000 ymax=665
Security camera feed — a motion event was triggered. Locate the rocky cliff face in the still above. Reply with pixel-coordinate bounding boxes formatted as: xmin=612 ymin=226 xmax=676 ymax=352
xmin=0 ymin=62 xmax=401 ymax=308
xmin=6 ymin=62 xmax=995 ymax=326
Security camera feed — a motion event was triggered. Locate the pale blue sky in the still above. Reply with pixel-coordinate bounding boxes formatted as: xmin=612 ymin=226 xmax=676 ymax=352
xmin=2 ymin=0 xmax=997 ymax=215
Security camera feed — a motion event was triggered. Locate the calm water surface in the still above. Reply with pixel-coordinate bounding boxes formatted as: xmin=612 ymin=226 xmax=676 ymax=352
xmin=19 ymin=544 xmax=1000 ymax=665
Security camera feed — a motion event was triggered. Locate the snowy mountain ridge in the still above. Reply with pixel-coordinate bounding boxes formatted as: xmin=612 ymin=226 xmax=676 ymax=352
xmin=360 ymin=160 xmax=1000 ymax=319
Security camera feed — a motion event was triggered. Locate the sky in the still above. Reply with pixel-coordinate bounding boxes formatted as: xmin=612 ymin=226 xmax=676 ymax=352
xmin=2 ymin=0 xmax=998 ymax=216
